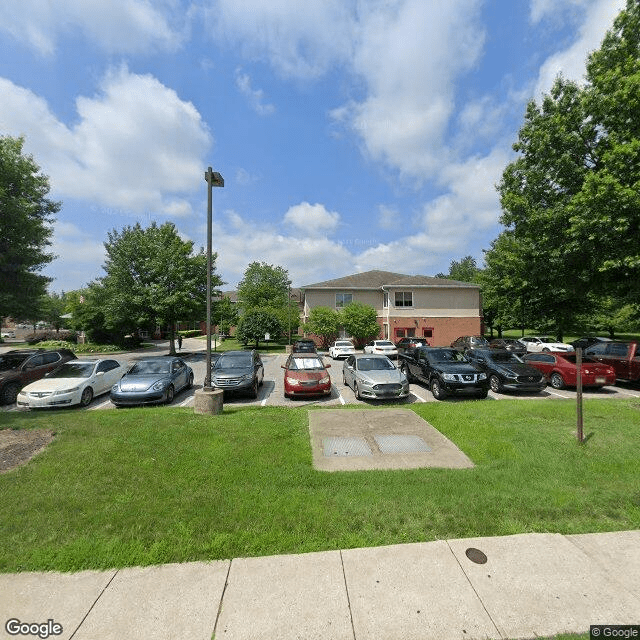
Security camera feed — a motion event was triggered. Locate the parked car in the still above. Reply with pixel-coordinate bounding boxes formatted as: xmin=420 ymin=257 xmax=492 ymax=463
xmin=363 ymin=340 xmax=398 ymax=359
xmin=398 ymin=346 xmax=488 ymax=400
xmin=1 ymin=329 xmax=16 ymax=339
xmin=583 ymin=340 xmax=640 ymax=382
xmin=522 ymin=352 xmax=616 ymax=389
xmin=282 ymin=353 xmax=331 ymax=398
xmin=0 ymin=348 xmax=77 ymax=405
xmin=570 ymin=336 xmax=611 ymax=351
xmin=292 ymin=339 xmax=317 ymax=354
xmin=18 ymin=359 xmax=126 ymax=408
xmin=328 ymin=340 xmax=356 ymax=360
xmin=450 ymin=335 xmax=490 ymax=352
xmin=520 ymin=336 xmax=574 ymax=353
xmin=464 ymin=349 xmax=546 ymax=393
xmin=395 ymin=337 xmax=430 ymax=354
xmin=488 ymin=338 xmax=527 ymax=357
xmin=210 ymin=350 xmax=264 ymax=398
xmin=110 ymin=357 xmax=193 ymax=406
xmin=342 ymin=354 xmax=409 ymax=400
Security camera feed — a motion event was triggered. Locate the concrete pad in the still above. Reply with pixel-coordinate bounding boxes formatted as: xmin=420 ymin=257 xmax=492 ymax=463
xmin=73 ymin=561 xmax=229 ymax=640
xmin=341 ymin=541 xmax=499 ymax=640
xmin=567 ymin=530 xmax=640 ymax=599
xmin=447 ymin=533 xmax=640 ymax=639
xmin=215 ymin=551 xmax=353 ymax=640
xmin=308 ymin=408 xmax=474 ymax=471
xmin=0 ymin=569 xmax=116 ymax=640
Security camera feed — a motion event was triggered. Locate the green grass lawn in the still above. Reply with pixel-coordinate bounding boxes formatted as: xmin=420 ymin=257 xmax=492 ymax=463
xmin=1 ymin=399 xmax=639 ymax=573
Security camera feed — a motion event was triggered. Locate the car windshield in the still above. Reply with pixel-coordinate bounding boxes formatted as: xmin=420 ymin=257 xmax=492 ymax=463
xmin=289 ymin=357 xmax=324 ymax=370
xmin=129 ymin=361 xmax=171 ymax=375
xmin=428 ymin=349 xmax=467 ymax=363
xmin=0 ymin=355 xmax=29 ymax=371
xmin=357 ymin=357 xmax=394 ymax=371
xmin=539 ymin=338 xmax=555 ymax=343
xmin=376 ymin=341 xmax=394 ymax=347
xmin=335 ymin=341 xmax=353 ymax=347
xmin=490 ymin=352 xmax=522 ymax=363
xmin=215 ymin=355 xmax=252 ymax=369
xmin=48 ymin=362 xmax=95 ymax=378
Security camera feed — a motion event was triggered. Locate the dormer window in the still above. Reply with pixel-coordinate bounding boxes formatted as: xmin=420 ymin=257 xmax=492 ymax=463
xmin=394 ymin=291 xmax=413 ymax=307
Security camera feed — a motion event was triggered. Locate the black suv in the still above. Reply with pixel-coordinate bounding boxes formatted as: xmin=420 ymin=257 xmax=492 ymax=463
xmin=210 ymin=350 xmax=264 ymax=398
xmin=395 ymin=337 xmax=429 ymax=354
xmin=292 ymin=339 xmax=317 ymax=353
xmin=0 ymin=349 xmax=77 ymax=404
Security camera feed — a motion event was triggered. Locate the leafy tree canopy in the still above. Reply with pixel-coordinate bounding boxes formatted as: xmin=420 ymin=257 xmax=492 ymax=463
xmin=436 ymin=256 xmax=481 ymax=283
xmin=303 ymin=306 xmax=342 ymax=348
xmin=341 ymin=301 xmax=380 ymax=347
xmin=237 ymin=262 xmax=290 ymax=311
xmin=0 ymin=136 xmax=59 ymax=320
xmin=236 ymin=308 xmax=283 ymax=349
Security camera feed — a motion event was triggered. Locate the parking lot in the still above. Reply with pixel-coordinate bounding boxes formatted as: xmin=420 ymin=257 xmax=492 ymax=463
xmin=3 ymin=342 xmax=639 ymax=413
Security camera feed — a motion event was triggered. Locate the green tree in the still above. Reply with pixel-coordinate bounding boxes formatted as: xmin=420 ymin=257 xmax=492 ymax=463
xmin=100 ymin=222 xmax=222 ymax=353
xmin=40 ymin=291 xmax=66 ymax=333
xmin=303 ymin=306 xmax=342 ymax=347
xmin=341 ymin=302 xmax=380 ymax=347
xmin=0 ymin=136 xmax=59 ymax=321
xmin=236 ymin=308 xmax=283 ymax=348
xmin=212 ymin=296 xmax=238 ymax=336
xmin=237 ymin=262 xmax=290 ymax=311
xmin=435 ymin=256 xmax=481 ymax=283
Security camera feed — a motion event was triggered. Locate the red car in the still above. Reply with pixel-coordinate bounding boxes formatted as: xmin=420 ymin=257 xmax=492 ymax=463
xmin=282 ymin=353 xmax=332 ymax=398
xmin=523 ymin=352 xmax=616 ymax=389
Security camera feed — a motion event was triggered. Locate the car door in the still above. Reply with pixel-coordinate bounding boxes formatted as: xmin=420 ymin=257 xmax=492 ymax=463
xmin=96 ymin=360 xmax=123 ymax=393
xmin=21 ymin=354 xmax=48 ymax=385
xmin=415 ymin=350 xmax=432 ymax=384
xmin=170 ymin=359 xmax=187 ymax=390
xmin=254 ymin=353 xmax=264 ymax=385
xmin=344 ymin=355 xmax=356 ymax=387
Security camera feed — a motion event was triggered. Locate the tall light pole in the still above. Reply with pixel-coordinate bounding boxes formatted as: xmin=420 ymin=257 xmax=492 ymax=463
xmin=204 ymin=167 xmax=224 ymax=390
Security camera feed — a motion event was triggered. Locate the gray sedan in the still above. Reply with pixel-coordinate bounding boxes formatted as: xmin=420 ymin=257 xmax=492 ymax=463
xmin=110 ymin=356 xmax=193 ymax=406
xmin=342 ymin=354 xmax=409 ymax=400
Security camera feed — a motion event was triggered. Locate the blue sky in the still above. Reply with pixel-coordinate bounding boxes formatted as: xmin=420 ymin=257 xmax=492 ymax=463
xmin=0 ymin=0 xmax=626 ymax=293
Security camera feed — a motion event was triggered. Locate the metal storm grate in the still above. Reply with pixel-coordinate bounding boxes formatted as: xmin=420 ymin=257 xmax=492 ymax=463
xmin=373 ymin=435 xmax=431 ymax=454
xmin=322 ymin=437 xmax=373 ymax=457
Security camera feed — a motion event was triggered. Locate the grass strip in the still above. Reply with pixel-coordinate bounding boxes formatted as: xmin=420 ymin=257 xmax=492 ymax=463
xmin=1 ymin=399 xmax=639 ymax=572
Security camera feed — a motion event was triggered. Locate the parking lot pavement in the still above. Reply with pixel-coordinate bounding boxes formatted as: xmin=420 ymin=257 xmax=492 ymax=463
xmin=3 ymin=344 xmax=640 ymax=413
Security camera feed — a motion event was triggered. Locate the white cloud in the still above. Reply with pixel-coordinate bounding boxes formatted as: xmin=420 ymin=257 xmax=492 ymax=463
xmin=283 ymin=202 xmax=340 ymax=236
xmin=529 ymin=0 xmax=590 ymax=25
xmin=235 ymin=69 xmax=275 ymax=115
xmin=534 ymin=0 xmax=626 ymax=95
xmin=0 ymin=0 xmax=182 ymax=56
xmin=45 ymin=222 xmax=107 ymax=291
xmin=207 ymin=0 xmax=355 ymax=79
xmin=377 ymin=205 xmax=399 ymax=230
xmin=0 ymin=67 xmax=212 ymax=214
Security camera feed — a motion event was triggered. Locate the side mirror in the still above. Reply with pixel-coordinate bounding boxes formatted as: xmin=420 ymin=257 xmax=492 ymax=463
xmin=96 ymin=371 xmax=104 ymax=376
xmin=281 ymin=365 xmax=286 ymax=369
xmin=325 ymin=363 xmax=331 ymax=368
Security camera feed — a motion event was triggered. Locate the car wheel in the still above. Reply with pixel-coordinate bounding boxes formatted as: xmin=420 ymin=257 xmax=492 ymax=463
xmin=401 ymin=362 xmax=412 ymax=383
xmin=187 ymin=372 xmax=194 ymax=389
xmin=259 ymin=369 xmax=264 ymax=386
xmin=80 ymin=387 xmax=93 ymax=407
xmin=489 ymin=375 xmax=502 ymax=393
xmin=354 ymin=382 xmax=362 ymax=400
xmin=165 ymin=385 xmax=175 ymax=404
xmin=343 ymin=373 xmax=348 ymax=387
xmin=0 ymin=382 xmax=20 ymax=405
xmin=542 ymin=347 xmax=550 ymax=352
xmin=430 ymin=378 xmax=447 ymax=400
xmin=249 ymin=379 xmax=258 ymax=399
xmin=550 ymin=373 xmax=565 ymax=389
xmin=476 ymin=389 xmax=489 ymax=399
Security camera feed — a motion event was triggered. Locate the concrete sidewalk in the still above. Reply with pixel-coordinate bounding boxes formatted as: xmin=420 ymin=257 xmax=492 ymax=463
xmin=1 ymin=531 xmax=638 ymax=640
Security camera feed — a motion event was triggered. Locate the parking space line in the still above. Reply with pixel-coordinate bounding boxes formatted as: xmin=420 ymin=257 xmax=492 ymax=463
xmin=545 ymin=389 xmax=570 ymax=398
xmin=410 ymin=391 xmax=427 ymax=402
xmin=179 ymin=396 xmax=192 ymax=407
xmin=612 ymin=387 xmax=640 ymax=398
xmin=260 ymin=396 xmax=268 ymax=407
xmin=89 ymin=398 xmax=112 ymax=410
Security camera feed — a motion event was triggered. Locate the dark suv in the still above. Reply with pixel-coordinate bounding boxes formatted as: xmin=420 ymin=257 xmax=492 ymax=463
xmin=210 ymin=350 xmax=264 ymax=398
xmin=292 ymin=339 xmax=317 ymax=353
xmin=0 ymin=349 xmax=77 ymax=404
xmin=395 ymin=337 xmax=429 ymax=354
xmin=450 ymin=335 xmax=490 ymax=352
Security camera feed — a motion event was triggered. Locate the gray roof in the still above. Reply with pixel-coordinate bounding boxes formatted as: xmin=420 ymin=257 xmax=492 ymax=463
xmin=302 ymin=270 xmax=478 ymax=290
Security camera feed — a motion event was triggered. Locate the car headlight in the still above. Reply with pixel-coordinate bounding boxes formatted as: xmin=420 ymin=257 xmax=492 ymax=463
xmin=152 ymin=380 xmax=168 ymax=391
xmin=442 ymin=373 xmax=456 ymax=381
xmin=478 ymin=373 xmax=487 ymax=380
xmin=55 ymin=387 xmax=79 ymax=395
xmin=319 ymin=375 xmax=330 ymax=384
xmin=286 ymin=377 xmax=299 ymax=385
xmin=112 ymin=384 xmax=119 ymax=392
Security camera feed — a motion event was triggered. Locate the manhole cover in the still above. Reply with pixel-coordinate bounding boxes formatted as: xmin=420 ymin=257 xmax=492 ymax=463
xmin=322 ymin=437 xmax=373 ymax=457
xmin=374 ymin=435 xmax=431 ymax=454
xmin=465 ymin=548 xmax=487 ymax=564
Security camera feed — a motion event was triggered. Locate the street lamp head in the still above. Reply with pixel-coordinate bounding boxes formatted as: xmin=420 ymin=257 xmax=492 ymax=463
xmin=205 ymin=167 xmax=224 ymax=188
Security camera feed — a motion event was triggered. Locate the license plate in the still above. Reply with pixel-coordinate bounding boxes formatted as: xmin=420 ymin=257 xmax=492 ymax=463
xmin=595 ymin=377 xmax=605 ymax=384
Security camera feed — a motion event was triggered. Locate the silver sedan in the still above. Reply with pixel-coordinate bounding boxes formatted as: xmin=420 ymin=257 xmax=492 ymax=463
xmin=342 ymin=354 xmax=409 ymax=400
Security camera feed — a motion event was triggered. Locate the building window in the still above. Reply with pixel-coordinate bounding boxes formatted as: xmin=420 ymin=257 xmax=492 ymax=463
xmin=394 ymin=291 xmax=413 ymax=307
xmin=383 ymin=292 xmax=389 ymax=308
xmin=335 ymin=293 xmax=352 ymax=308
xmin=423 ymin=328 xmax=433 ymax=338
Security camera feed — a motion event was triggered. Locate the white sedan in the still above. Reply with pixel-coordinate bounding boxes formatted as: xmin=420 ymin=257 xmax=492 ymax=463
xmin=520 ymin=336 xmax=575 ymax=353
xmin=363 ymin=340 xmax=399 ymax=359
xmin=17 ymin=359 xmax=126 ymax=409
xmin=328 ymin=340 xmax=356 ymax=359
